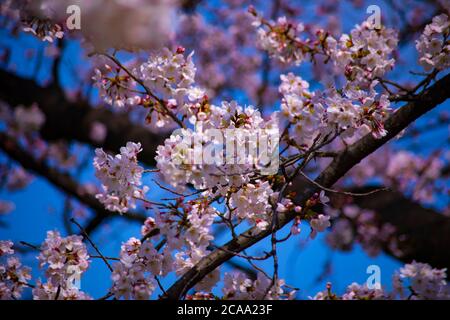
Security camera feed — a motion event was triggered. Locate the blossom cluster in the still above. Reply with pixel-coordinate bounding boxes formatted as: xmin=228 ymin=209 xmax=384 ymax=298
xmin=111 ymin=238 xmax=160 ymax=300
xmin=252 ymin=14 xmax=309 ymax=66
xmin=0 ymin=201 xmax=15 ymax=215
xmin=341 ymin=283 xmax=386 ymax=300
xmin=313 ymin=262 xmax=449 ymax=300
xmin=155 ymin=100 xmax=279 ymax=190
xmin=0 ymin=0 xmax=64 ymax=42
xmin=136 ymin=48 xmax=199 ymax=105
xmin=176 ymin=11 xmax=263 ymax=102
xmin=326 ymin=83 xmax=391 ymax=139
xmin=251 ymin=8 xmax=398 ymax=89
xmin=93 ymin=64 xmax=137 ymax=109
xmin=393 ymin=261 xmax=449 ymax=299
xmin=137 ymin=47 xmax=206 ymax=127
xmin=228 ymin=181 xmax=274 ymax=231
xmin=94 ymin=142 xmax=148 ymax=213
xmin=386 ymin=151 xmax=443 ymax=201
xmin=112 ymin=201 xmax=220 ymax=298
xmin=5 ymin=167 xmax=33 ymax=191
xmin=13 ymin=104 xmax=46 ymax=134
xmin=279 ymin=73 xmax=326 ymax=146
xmin=185 ymin=292 xmax=215 ymax=300
xmin=155 ymin=100 xmax=280 ymax=231
xmin=0 ymin=240 xmax=32 ymax=300
xmin=0 ymin=102 xmax=46 ymax=137
xmin=33 ymin=231 xmax=91 ymax=300
xmin=222 ymin=272 xmax=295 ymax=300
xmin=312 ymin=282 xmax=386 ymax=300
xmin=94 ymin=47 xmax=205 ymax=128
xmin=163 ymin=201 xmax=220 ymax=292
xmin=279 ymin=73 xmax=391 ymax=147
xmin=310 ymin=214 xmax=331 ymax=239
xmin=22 ymin=18 xmax=64 ymax=43
xmin=416 ymin=14 xmax=450 ymax=71
xmin=326 ymin=21 xmax=398 ymax=87
xmin=1 ymin=0 xmax=178 ymax=49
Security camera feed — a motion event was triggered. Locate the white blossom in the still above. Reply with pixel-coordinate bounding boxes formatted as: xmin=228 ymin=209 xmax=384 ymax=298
xmin=94 ymin=142 xmax=148 ymax=213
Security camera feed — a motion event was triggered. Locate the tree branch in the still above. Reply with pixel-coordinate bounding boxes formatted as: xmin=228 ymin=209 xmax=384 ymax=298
xmin=345 ymin=187 xmax=450 ymax=271
xmin=0 ymin=69 xmax=165 ymax=166
xmin=162 ymin=73 xmax=450 ymax=299
xmin=0 ymin=132 xmax=146 ymax=235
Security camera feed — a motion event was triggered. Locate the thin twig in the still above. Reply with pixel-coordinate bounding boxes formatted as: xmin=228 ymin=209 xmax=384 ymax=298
xmin=19 ymin=241 xmax=40 ymax=251
xmin=299 ymin=170 xmax=389 ymax=197
xmin=100 ymin=53 xmax=185 ymax=129
xmin=90 ymin=255 xmax=120 ymax=261
xmin=70 ymin=218 xmax=113 ymax=272
xmin=155 ymin=276 xmax=167 ymax=295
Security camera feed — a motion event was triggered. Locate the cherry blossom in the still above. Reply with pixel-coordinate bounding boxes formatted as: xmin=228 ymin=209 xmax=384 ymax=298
xmin=313 ymin=262 xmax=449 ymax=300
xmin=0 ymin=241 xmax=32 ymax=300
xmin=36 ymin=231 xmax=90 ymax=296
xmin=416 ymin=14 xmax=450 ymax=71
xmin=279 ymin=72 xmax=392 ymax=147
xmin=0 ymin=201 xmax=15 ymax=215
xmin=13 ymin=103 xmax=45 ymax=133
xmin=136 ymin=47 xmax=198 ymax=103
xmin=228 ymin=180 xmax=274 ymax=230
xmin=253 ymin=15 xmax=307 ymax=65
xmin=1 ymin=0 xmax=449 ymax=302
xmin=94 ymin=142 xmax=148 ymax=213
xmin=223 ymin=272 xmax=295 ymax=300
xmin=326 ymin=20 xmax=398 ymax=87
xmin=156 ymin=100 xmax=279 ymax=192
xmin=4 ymin=0 xmax=178 ymax=50
xmin=93 ymin=65 xmax=136 ymax=108
xmin=22 ymin=19 xmax=64 ymax=43
xmin=6 ymin=167 xmax=33 ymax=191
xmin=32 ymin=279 xmax=92 ymax=300
xmin=0 ymin=241 xmax=14 ymax=256
xmin=394 ymin=261 xmax=449 ymax=299
xmin=312 ymin=282 xmax=386 ymax=300
xmin=310 ymin=214 xmax=331 ymax=239
xmin=110 ymin=238 xmax=158 ymax=300
xmin=348 ymin=149 xmax=444 ymax=203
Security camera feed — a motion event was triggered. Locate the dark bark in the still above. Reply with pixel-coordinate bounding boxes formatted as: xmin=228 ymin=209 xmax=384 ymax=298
xmin=350 ymin=187 xmax=450 ymax=271
xmin=0 ymin=69 xmax=165 ymax=166
xmin=0 ymin=132 xmax=146 ymax=235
